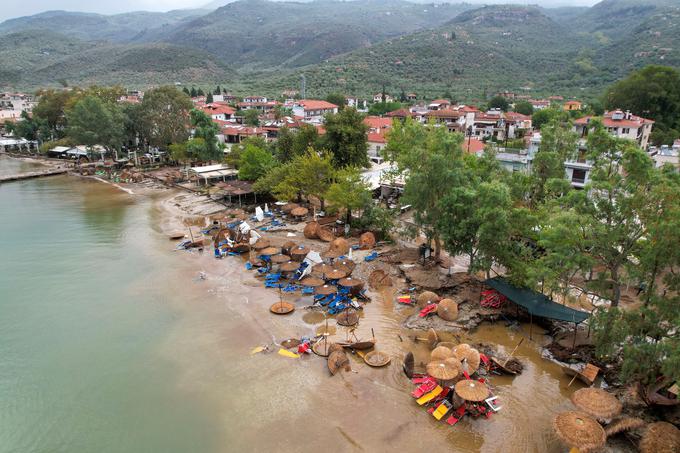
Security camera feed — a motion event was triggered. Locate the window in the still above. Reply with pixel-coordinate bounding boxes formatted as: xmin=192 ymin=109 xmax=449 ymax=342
xmin=622 ymin=128 xmax=630 ymax=134
xmin=572 ymin=169 xmax=587 ymax=184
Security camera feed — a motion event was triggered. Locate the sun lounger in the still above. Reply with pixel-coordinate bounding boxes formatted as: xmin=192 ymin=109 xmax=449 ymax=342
xmin=364 ymin=251 xmax=378 ymax=262
xmin=411 ymin=379 xmax=437 ymax=398
xmin=446 ymin=405 xmax=467 ymax=425
xmin=419 ymin=304 xmax=437 ymax=318
xmin=417 ymin=386 xmax=443 ymax=405
xmin=433 ymin=400 xmax=453 ymax=420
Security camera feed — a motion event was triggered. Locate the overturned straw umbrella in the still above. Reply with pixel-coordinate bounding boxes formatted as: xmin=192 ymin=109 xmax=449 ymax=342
xmin=253 ymin=238 xmax=270 ymax=250
xmin=571 ymin=388 xmax=623 ymax=421
xmin=321 ymin=249 xmax=342 ymax=260
xmin=328 ymin=350 xmax=350 ymax=376
xmin=553 ymin=411 xmax=606 ymax=453
xmin=325 ymin=268 xmax=348 ymax=280
xmin=456 ymin=347 xmax=481 ymax=374
xmin=639 ymin=421 xmax=680 ymax=453
xmin=403 ymin=351 xmax=415 ymax=378
xmin=258 ymin=246 xmax=280 ymax=256
xmin=431 ymin=345 xmax=454 ymax=361
xmin=455 ymin=379 xmax=490 ymax=402
xmin=336 ymin=309 xmax=359 ymax=327
xmin=417 ymin=291 xmax=440 ymax=307
xmin=338 ymin=277 xmax=363 ymax=289
xmin=290 ymin=245 xmax=309 ymax=262
xmin=437 ymin=298 xmax=458 ymax=321
xmin=364 ymin=350 xmax=391 ymax=367
xmin=279 ymin=261 xmax=300 ymax=272
xmin=290 ymin=206 xmax=309 ymax=217
xmin=604 ymin=417 xmax=645 ymax=437
xmin=315 ymin=284 xmax=337 ymax=296
xmin=426 ymin=328 xmax=439 ymax=349
xmin=426 ymin=358 xmax=462 ymax=381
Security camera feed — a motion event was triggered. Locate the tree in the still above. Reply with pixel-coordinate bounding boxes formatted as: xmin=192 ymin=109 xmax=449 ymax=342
xmin=259 ymin=150 xmax=334 ymax=206
xmin=532 ymin=107 xmax=568 ymax=130
xmin=513 ymin=100 xmax=534 ymax=116
xmin=368 ymin=101 xmax=402 ymax=116
xmin=66 ymin=95 xmax=125 ymax=155
xmin=32 ymin=89 xmax=74 ymax=139
xmin=384 ymin=118 xmax=466 ymax=259
xmin=7 ymin=111 xmax=49 ymax=143
xmin=190 ymin=87 xmax=197 ymax=98
xmin=238 ymin=141 xmax=277 ymax=181
xmin=325 ymin=167 xmax=372 ymax=223
xmin=206 ymin=92 xmax=214 ymax=104
xmin=292 ymin=124 xmax=320 ymax=157
xmin=603 ymin=65 xmax=680 ymax=145
xmin=438 ymin=180 xmax=513 ymax=274
xmin=274 ymin=127 xmax=296 ymax=162
xmin=214 ymin=86 xmax=221 ymax=95
xmin=243 ymin=109 xmax=260 ymax=126
xmin=182 ymin=87 xmax=191 ymax=96
xmin=325 ymin=93 xmax=346 ymax=111
xmin=323 ymin=107 xmax=369 ymax=168
xmin=487 ymin=96 xmax=509 ymax=112
xmin=529 ymin=120 xmax=577 ymax=205
xmin=139 ymin=86 xmax=193 ymax=149
xmin=197 ymin=88 xmax=205 ymax=96
xmin=190 ymin=109 xmax=222 ymax=161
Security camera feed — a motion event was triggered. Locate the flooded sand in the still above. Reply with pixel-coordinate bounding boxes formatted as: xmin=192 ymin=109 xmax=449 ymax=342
xmin=0 ymin=164 xmax=583 ymax=453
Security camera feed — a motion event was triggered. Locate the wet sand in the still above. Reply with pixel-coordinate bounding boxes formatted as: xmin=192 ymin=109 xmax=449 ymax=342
xmin=150 ymin=191 xmax=614 ymax=453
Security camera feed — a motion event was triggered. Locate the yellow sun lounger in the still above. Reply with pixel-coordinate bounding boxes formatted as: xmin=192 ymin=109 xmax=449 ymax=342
xmin=417 ymin=385 xmax=443 ymax=405
xmin=433 ymin=400 xmax=452 ymax=420
xmin=278 ymin=348 xmax=300 ymax=358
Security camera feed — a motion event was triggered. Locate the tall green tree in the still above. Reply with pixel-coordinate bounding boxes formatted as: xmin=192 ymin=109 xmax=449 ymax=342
xmin=323 ymin=107 xmax=369 ymax=168
xmin=238 ymin=141 xmax=276 ymax=181
xmin=603 ymin=65 xmax=680 ymax=145
xmin=530 ymin=120 xmax=577 ymax=205
xmin=513 ymin=100 xmax=534 ymax=116
xmin=325 ymin=167 xmax=372 ymax=223
xmin=7 ymin=111 xmax=49 ymax=142
xmin=292 ymin=124 xmax=320 ymax=157
xmin=487 ymin=95 xmax=509 ymax=111
xmin=275 ymin=127 xmax=296 ymax=163
xmin=66 ymin=95 xmax=125 ymax=155
xmin=32 ymin=89 xmax=74 ymax=139
xmin=325 ymin=93 xmax=346 ymax=111
xmin=139 ymin=86 xmax=193 ymax=149
xmin=243 ymin=109 xmax=260 ymax=126
xmin=190 ymin=109 xmax=222 ymax=161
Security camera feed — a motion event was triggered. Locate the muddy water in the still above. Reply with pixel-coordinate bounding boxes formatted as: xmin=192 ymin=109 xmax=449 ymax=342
xmin=171 ymin=242 xmax=581 ymax=453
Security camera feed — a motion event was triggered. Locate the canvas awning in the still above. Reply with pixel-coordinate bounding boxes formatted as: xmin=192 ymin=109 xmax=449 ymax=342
xmin=484 ymin=277 xmax=590 ymax=324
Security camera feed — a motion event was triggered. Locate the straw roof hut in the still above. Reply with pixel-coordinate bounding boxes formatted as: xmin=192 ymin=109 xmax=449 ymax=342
xmin=571 ymin=388 xmax=623 ymax=420
xmin=359 ymin=232 xmax=376 ymax=249
xmin=455 ymin=379 xmax=490 ymax=402
xmin=426 ymin=358 xmax=462 ymax=381
xmin=303 ymin=221 xmax=319 ymax=239
xmin=431 ymin=346 xmax=454 ymax=361
xmin=604 ymin=417 xmax=645 ymax=437
xmin=553 ymin=411 xmax=606 ymax=452
xmin=437 ymin=299 xmax=458 ymax=321
xmin=639 ymin=421 xmax=680 ymax=453
xmin=417 ymin=291 xmax=440 ymax=307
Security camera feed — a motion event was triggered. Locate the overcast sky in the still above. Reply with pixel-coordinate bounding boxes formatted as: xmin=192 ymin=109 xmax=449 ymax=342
xmin=1 ymin=0 xmax=601 ymax=22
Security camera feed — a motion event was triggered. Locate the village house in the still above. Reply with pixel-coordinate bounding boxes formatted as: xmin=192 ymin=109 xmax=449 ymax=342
xmin=427 ymin=99 xmax=451 ymax=111
xmin=0 ymin=92 xmax=36 ymax=113
xmin=364 ymin=116 xmax=392 ymax=160
xmin=563 ymin=100 xmax=582 ymax=111
xmin=237 ymin=99 xmax=280 ymax=113
xmin=529 ymin=99 xmax=551 ymax=110
xmin=406 ymin=93 xmax=417 ymax=102
xmin=648 ymin=139 xmax=680 ymax=169
xmin=290 ymin=99 xmax=338 ymax=124
xmin=573 ymin=109 xmax=654 ymax=149
xmin=373 ymin=93 xmax=394 ymax=103
xmin=218 ymin=124 xmax=269 ymax=150
xmin=202 ymin=103 xmax=236 ymax=122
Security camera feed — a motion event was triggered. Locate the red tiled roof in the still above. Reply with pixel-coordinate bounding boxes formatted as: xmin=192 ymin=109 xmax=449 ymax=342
xmin=386 ymin=108 xmax=414 ymax=118
xmin=425 ymin=109 xmax=464 ymax=118
xmin=202 ymin=103 xmax=235 ymax=115
xmin=429 ymin=99 xmax=450 ymax=105
xmin=504 ymin=111 xmax=531 ymax=122
xmin=297 ymin=100 xmax=338 ymax=111
xmin=463 ymin=138 xmax=485 ymax=153
xmin=367 ymin=132 xmax=387 ymax=144
xmin=363 ymin=116 xmax=392 ymax=129
xmin=574 ymin=110 xmax=654 ymax=128
xmin=564 ymin=100 xmax=581 ymax=106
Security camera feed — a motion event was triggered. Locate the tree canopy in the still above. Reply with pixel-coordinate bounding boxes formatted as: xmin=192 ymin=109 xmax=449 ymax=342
xmin=139 ymin=86 xmax=193 ymax=149
xmin=323 ymin=107 xmax=369 ymax=168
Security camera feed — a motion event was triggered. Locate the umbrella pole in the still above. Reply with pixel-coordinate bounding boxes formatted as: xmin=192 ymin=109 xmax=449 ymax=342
xmin=502 ymin=338 xmax=524 ymax=367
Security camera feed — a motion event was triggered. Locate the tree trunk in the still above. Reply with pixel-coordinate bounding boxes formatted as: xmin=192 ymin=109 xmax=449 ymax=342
xmin=610 ymin=267 xmax=621 ymax=308
xmin=434 ymin=235 xmax=442 ymax=261
xmin=320 ymin=198 xmax=325 ymax=211
xmin=345 ymin=208 xmax=351 ymax=225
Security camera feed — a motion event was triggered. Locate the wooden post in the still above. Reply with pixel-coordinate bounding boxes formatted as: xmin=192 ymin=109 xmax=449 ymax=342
xmin=529 ymin=312 xmax=533 ymax=340
xmin=572 ymin=322 xmax=578 ymax=350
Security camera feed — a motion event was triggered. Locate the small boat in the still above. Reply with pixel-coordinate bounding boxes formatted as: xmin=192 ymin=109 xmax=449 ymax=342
xmin=491 ymin=356 xmax=522 ymax=375
xmin=338 ymin=340 xmax=375 ymax=351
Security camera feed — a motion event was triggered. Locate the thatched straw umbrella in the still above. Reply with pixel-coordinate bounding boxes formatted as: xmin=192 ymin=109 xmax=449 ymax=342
xmin=281 ymin=241 xmax=296 ymax=255
xmin=455 ymin=379 xmax=490 ymax=402
xmin=317 ymin=227 xmax=335 ymax=242
xmin=571 ymin=388 xmax=623 ymax=421
xmin=321 ymin=249 xmax=342 ymax=260
xmin=604 ymin=417 xmax=645 ymax=437
xmin=431 ymin=345 xmax=454 ymax=361
xmin=336 ymin=310 xmax=359 ymax=326
xmin=417 ymin=291 xmax=440 ymax=307
xmin=364 ymin=350 xmax=391 ymax=367
xmin=290 ymin=245 xmax=309 ymax=262
xmin=640 ymin=421 xmax=680 ymax=453
xmin=303 ymin=221 xmax=319 ymax=239
xmin=426 ymin=358 xmax=462 ymax=381
xmin=329 ymin=237 xmax=350 ymax=255
xmin=328 ymin=350 xmax=350 ymax=376
xmin=270 ymin=301 xmax=295 ymax=314
xmin=300 ymin=276 xmax=325 ymax=287
xmin=282 ymin=203 xmax=299 ymax=214
xmin=315 ymin=284 xmax=337 ymax=295
xmin=290 ymin=207 xmax=309 ymax=218
xmin=336 ymin=258 xmax=356 ymax=271
xmin=253 ymin=238 xmax=270 ymax=250
xmin=553 ymin=411 xmax=606 ymax=453
xmin=270 ymin=254 xmax=292 ymax=264
xmin=258 ymin=246 xmax=279 ymax=256
xmin=325 ymin=268 xmax=348 ymax=280
xmin=403 ymin=351 xmax=415 ymax=378
xmin=455 ymin=347 xmax=481 ymax=374
xmin=279 ymin=261 xmax=300 ymax=272
xmin=359 ymin=231 xmax=376 ymax=249
xmin=437 ymin=298 xmax=458 ymax=321
xmin=426 ymin=328 xmax=439 ymax=349
xmin=452 ymin=343 xmax=472 ymax=357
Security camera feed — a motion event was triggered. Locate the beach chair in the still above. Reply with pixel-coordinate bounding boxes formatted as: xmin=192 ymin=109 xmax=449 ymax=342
xmin=432 ymin=400 xmax=453 ymax=420
xmin=419 ymin=304 xmax=438 ymax=318
xmin=417 ymin=386 xmax=443 ymax=405
xmin=301 ymin=286 xmax=314 ymax=295
xmin=364 ymin=251 xmax=378 ymax=262
xmin=446 ymin=405 xmax=467 ymax=426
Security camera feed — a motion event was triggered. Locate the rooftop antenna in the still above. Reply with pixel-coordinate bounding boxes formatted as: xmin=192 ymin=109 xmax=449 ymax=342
xmin=300 ymin=75 xmax=306 ymax=100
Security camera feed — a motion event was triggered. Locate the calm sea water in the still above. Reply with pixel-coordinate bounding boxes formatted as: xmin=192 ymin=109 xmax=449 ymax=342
xmin=0 ymin=157 xmax=220 ymax=453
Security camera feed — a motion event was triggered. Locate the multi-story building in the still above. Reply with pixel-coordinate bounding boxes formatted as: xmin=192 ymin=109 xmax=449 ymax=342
xmin=573 ymin=110 xmax=654 ymax=149
xmin=290 ymin=100 xmax=338 ymax=124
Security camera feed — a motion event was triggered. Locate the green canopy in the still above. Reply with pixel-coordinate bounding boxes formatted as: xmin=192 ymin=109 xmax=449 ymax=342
xmin=484 ymin=277 xmax=590 ymax=324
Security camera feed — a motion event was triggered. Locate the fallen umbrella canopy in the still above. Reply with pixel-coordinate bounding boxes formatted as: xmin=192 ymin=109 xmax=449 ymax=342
xmin=300 ymin=276 xmax=325 ymax=287
xmin=336 ymin=310 xmax=359 ymax=326
xmin=315 ymin=285 xmax=337 ymax=295
xmin=571 ymin=388 xmax=622 ymax=421
xmin=325 ymin=268 xmax=348 ymax=280
xmin=253 ymin=238 xmax=271 ymax=250
xmin=639 ymin=421 xmax=680 ymax=453
xmin=270 ymin=301 xmax=295 ymax=314
xmin=455 ymin=379 xmax=489 ymax=402
xmin=553 ymin=411 xmax=606 ymax=452
xmin=270 ymin=254 xmax=292 ymax=263
xmin=426 ymin=358 xmax=462 ymax=381
xmin=364 ymin=350 xmax=391 ymax=367
xmin=258 ymin=246 xmax=280 ymax=256
xmin=279 ymin=261 xmax=300 ymax=272
xmin=328 ymin=350 xmax=350 ymax=375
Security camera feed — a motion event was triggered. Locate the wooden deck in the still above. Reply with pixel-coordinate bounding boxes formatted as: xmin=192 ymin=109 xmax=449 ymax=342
xmin=0 ymin=168 xmax=69 ymax=184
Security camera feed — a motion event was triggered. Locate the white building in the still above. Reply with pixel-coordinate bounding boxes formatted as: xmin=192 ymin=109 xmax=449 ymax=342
xmin=573 ymin=110 xmax=654 ymax=149
xmin=291 ymin=100 xmax=338 ymax=124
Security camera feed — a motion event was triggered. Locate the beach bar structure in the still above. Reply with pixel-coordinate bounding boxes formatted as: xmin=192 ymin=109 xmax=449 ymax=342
xmin=484 ymin=277 xmax=590 ymax=343
xmin=214 ymin=180 xmax=256 ymax=206
xmin=188 ymin=164 xmax=237 ymax=185
xmin=0 ymin=137 xmax=38 ymax=153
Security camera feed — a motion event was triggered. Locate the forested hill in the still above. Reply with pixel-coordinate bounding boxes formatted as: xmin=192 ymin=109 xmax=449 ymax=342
xmin=1 ymin=0 xmax=680 ymax=96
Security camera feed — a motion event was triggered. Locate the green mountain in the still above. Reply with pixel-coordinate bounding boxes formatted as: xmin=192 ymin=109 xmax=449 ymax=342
xmin=572 ymin=0 xmax=679 ymax=38
xmin=0 ymin=10 xmax=205 ymax=43
xmin=0 ymin=31 xmax=233 ymax=89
